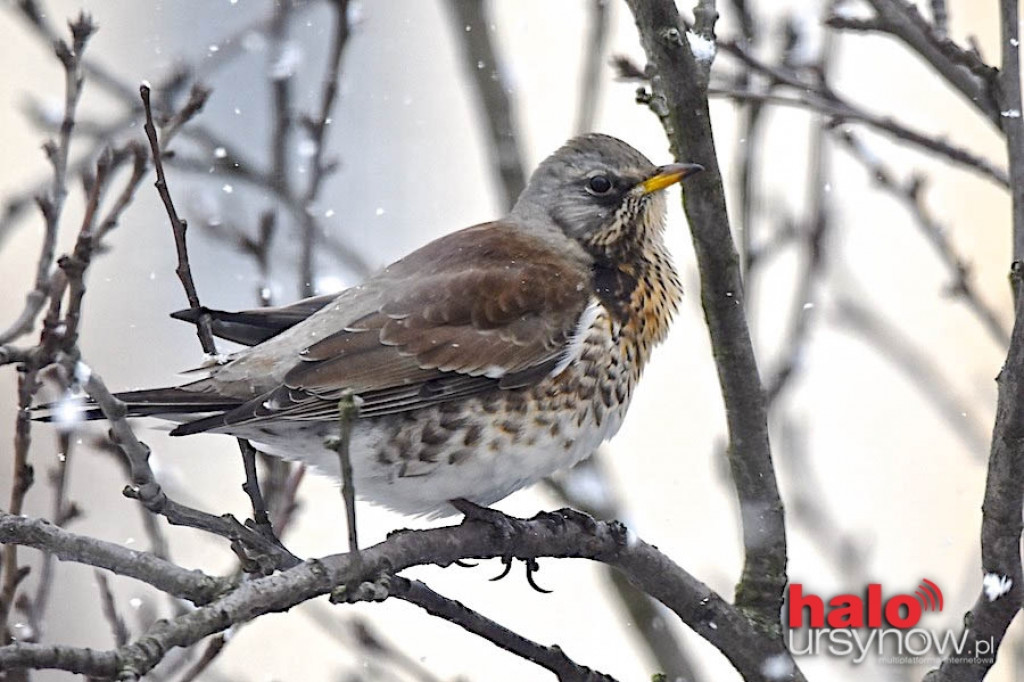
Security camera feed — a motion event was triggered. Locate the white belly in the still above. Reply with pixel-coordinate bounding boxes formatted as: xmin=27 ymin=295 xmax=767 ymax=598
xmin=249 ymin=396 xmax=628 ymax=518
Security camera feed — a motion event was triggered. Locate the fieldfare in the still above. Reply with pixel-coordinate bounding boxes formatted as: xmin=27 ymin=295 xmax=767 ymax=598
xmin=69 ymin=134 xmax=702 ymax=517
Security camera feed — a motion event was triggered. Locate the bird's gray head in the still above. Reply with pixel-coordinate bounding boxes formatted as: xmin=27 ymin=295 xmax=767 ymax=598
xmin=511 ymin=133 xmax=702 ymax=256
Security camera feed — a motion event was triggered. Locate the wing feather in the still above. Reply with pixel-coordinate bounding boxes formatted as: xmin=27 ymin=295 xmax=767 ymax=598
xmin=176 ymin=222 xmax=594 ymax=435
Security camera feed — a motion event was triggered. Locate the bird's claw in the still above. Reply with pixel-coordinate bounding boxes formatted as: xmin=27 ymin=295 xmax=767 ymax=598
xmin=489 ymin=558 xmax=514 ymax=582
xmin=523 ymin=558 xmax=552 ymax=594
xmin=450 ymin=498 xmax=554 ymax=593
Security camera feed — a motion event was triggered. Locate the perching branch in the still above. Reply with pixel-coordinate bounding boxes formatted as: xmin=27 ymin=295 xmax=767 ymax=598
xmin=0 ymin=508 xmax=801 ymax=681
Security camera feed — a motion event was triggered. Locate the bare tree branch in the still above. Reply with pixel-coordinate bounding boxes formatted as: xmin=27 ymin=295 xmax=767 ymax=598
xmin=624 ymin=0 xmax=790 ymax=635
xmin=833 ymin=296 xmax=990 ymax=456
xmin=0 ymin=511 xmax=228 ymax=604
xmin=996 ymin=0 xmax=1024 ymax=263
xmin=575 ymin=0 xmax=611 ymax=135
xmin=713 ymin=37 xmax=1010 ymax=188
xmin=0 ymin=509 xmax=800 ymax=681
xmin=391 ymin=577 xmax=617 ymax=682
xmin=95 ymin=571 xmax=131 ymax=647
xmin=830 ymin=0 xmax=1001 ymax=126
xmin=923 ymin=265 xmax=1024 ymax=681
xmin=0 ymin=14 xmax=93 ymax=345
xmin=446 ymin=0 xmax=527 ymax=210
xmin=833 ymin=127 xmax=1010 ymax=346
xmin=140 ymin=84 xmax=217 ymax=356
xmin=297 ymin=0 xmax=352 ymax=297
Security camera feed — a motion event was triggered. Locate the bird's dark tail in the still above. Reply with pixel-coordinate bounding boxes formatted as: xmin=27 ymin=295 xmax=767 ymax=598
xmin=32 ymin=387 xmax=243 ymax=425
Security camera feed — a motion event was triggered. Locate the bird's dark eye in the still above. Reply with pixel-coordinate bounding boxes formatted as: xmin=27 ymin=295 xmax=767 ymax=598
xmin=586 ymin=174 xmax=613 ymax=195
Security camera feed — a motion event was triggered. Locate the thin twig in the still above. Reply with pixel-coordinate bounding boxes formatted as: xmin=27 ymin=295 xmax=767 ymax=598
xmin=26 ymin=431 xmax=80 ymax=643
xmin=833 ymin=127 xmax=1010 ymax=346
xmin=0 ymin=13 xmax=96 ymax=645
xmin=297 ymin=0 xmax=351 ymax=297
xmin=764 ymin=27 xmax=835 ymax=406
xmin=575 ymin=0 xmax=610 ymax=135
xmin=267 ymin=0 xmax=293 ymax=196
xmin=94 ymin=572 xmax=130 ymax=647
xmin=930 ymin=0 xmax=948 ymax=37
xmin=238 ymin=440 xmax=273 ymax=536
xmin=172 ymin=634 xmax=228 ymax=682
xmin=391 ymin=577 xmax=617 ymax=682
xmin=329 ymin=392 xmax=361 ymax=555
xmin=66 ymin=355 xmax=301 ymax=571
xmin=91 ymin=436 xmax=173 ymax=564
xmin=831 ymin=0 xmax=1000 ymax=127
xmin=0 ymin=14 xmax=93 ymax=345
xmin=712 ymin=38 xmax=1011 ymax=188
xmin=139 ymin=84 xmax=217 ymax=356
xmin=446 ymin=0 xmax=527 ymax=210
xmin=728 ymin=0 xmax=767 ymax=278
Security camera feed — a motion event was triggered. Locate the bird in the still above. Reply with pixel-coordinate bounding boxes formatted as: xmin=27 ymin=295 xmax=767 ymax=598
xmin=59 ymin=134 xmax=702 ymax=518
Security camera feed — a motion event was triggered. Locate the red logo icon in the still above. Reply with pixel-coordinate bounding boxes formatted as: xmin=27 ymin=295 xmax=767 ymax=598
xmin=787 ymin=580 xmax=944 ymax=630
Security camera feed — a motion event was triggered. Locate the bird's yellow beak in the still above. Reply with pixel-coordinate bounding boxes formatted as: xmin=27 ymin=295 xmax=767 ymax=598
xmin=640 ymin=163 xmax=704 ymax=194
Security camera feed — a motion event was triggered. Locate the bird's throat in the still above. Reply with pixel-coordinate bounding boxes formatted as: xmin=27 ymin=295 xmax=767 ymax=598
xmin=590 ymin=243 xmax=682 ymax=367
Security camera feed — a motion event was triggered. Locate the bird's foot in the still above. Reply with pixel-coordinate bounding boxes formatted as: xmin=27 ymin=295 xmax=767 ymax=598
xmin=449 ymin=498 xmax=552 ymax=593
xmin=533 ymin=506 xmax=599 ymax=533
xmin=450 ymin=498 xmax=521 ymax=540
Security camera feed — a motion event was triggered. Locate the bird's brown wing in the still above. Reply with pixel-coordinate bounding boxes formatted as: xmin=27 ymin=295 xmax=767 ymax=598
xmin=171 ymin=223 xmax=593 ymax=435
